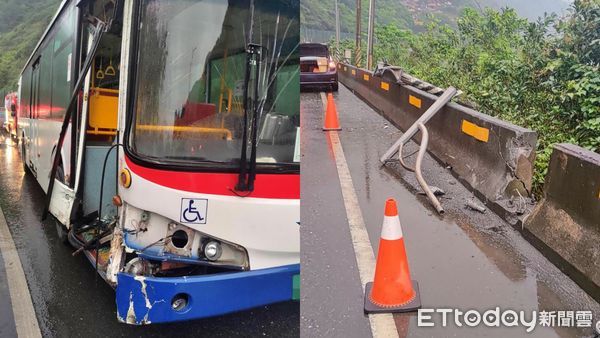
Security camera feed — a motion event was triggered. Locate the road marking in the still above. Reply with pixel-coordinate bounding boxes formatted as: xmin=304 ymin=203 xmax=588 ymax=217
xmin=0 ymin=206 xmax=42 ymax=338
xmin=320 ymin=93 xmax=399 ymax=338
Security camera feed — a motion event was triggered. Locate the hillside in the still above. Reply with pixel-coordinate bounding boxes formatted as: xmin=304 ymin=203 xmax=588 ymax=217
xmin=0 ymin=0 xmax=61 ymax=94
xmin=301 ymin=0 xmax=414 ymax=32
xmin=301 ymin=0 xmax=572 ymax=41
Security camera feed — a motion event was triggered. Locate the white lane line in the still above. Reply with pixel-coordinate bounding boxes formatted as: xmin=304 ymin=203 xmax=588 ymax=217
xmin=320 ymin=93 xmax=399 ymax=338
xmin=0 ymin=206 xmax=42 ymax=338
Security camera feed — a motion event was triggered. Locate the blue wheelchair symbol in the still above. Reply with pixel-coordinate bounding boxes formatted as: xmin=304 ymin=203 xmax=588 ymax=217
xmin=180 ymin=198 xmax=207 ymax=224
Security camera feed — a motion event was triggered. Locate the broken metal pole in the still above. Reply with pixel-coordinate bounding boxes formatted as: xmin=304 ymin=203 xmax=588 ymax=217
xmin=398 ymin=141 xmax=415 ymax=172
xmin=415 ymin=123 xmax=444 ymax=214
xmin=380 ymin=86 xmax=457 ymax=163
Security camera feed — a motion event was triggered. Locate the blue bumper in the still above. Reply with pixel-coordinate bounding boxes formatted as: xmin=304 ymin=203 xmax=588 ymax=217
xmin=115 ymin=264 xmax=300 ymax=325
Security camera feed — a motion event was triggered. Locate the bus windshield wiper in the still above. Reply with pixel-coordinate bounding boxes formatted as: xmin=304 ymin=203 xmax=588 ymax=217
xmin=246 ymin=43 xmax=265 ymax=191
xmin=236 ymin=42 xmax=263 ymax=192
xmin=235 ymin=0 xmax=254 ymax=192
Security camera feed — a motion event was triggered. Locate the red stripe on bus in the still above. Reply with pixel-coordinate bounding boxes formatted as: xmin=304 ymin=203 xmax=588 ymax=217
xmin=125 ymin=156 xmax=299 ymax=199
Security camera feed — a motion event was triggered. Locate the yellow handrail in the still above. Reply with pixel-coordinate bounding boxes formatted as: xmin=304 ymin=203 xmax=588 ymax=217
xmin=136 ymin=124 xmax=233 ymax=140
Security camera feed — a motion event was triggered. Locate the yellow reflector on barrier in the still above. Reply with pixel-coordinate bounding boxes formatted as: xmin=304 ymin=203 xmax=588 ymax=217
xmin=380 ymin=82 xmax=389 ymax=91
xmin=351 ymin=69 xmax=356 ymax=75
xmin=409 ymin=95 xmax=422 ymax=108
xmin=462 ymin=120 xmax=489 ymax=142
xmin=363 ymin=74 xmax=370 ymax=81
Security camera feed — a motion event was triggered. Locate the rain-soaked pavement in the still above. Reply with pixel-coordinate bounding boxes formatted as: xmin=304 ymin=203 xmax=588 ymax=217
xmin=0 ymin=248 xmax=16 ymax=337
xmin=300 ymin=85 xmax=600 ymax=338
xmin=0 ymin=132 xmax=298 ymax=337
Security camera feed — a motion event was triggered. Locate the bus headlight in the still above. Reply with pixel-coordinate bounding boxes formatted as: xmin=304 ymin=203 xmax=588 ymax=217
xmin=198 ymin=237 xmax=249 ymax=270
xmin=203 ymin=241 xmax=222 ymax=261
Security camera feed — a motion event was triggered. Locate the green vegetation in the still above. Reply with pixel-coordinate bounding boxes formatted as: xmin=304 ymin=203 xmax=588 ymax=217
xmin=301 ymin=0 xmax=571 ymax=36
xmin=333 ymin=0 xmax=600 ymax=196
xmin=0 ymin=0 xmax=60 ymax=94
xmin=301 ymin=0 xmax=414 ymax=35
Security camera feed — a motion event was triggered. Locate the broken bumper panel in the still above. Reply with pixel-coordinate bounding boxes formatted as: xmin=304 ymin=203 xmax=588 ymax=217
xmin=115 ymin=263 xmax=300 ymax=325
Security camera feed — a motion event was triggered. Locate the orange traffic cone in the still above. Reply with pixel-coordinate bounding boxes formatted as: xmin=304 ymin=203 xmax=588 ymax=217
xmin=364 ymin=198 xmax=421 ymax=313
xmin=323 ymin=93 xmax=341 ymax=131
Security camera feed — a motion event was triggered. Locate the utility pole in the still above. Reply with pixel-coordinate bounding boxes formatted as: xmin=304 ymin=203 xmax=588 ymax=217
xmin=335 ymin=0 xmax=340 ymax=52
xmin=366 ymin=0 xmax=375 ymax=70
xmin=354 ymin=0 xmax=362 ymax=67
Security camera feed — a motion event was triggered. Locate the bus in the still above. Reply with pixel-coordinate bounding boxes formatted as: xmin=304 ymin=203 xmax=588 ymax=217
xmin=4 ymin=92 xmax=18 ymax=137
xmin=18 ymin=0 xmax=300 ymax=324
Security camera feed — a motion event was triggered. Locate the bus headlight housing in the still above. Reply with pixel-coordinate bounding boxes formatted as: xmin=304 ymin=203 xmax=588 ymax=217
xmin=203 ymin=241 xmax=222 ymax=261
xmin=199 ymin=237 xmax=249 ymax=270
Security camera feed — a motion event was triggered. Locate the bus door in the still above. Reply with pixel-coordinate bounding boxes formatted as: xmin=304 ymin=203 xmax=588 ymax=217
xmin=49 ymin=28 xmax=95 ymax=227
xmin=30 ymin=59 xmax=41 ymax=174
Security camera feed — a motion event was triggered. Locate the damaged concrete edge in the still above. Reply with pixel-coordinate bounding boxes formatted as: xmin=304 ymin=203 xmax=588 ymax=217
xmin=523 ymin=144 xmax=600 ymax=302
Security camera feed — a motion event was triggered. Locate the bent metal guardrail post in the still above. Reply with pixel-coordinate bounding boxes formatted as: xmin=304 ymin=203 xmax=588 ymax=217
xmin=379 ymin=86 xmax=457 ymax=163
xmin=415 ymin=123 xmax=445 ymax=214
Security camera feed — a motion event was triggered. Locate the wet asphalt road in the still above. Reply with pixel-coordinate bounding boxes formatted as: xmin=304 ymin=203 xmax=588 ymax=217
xmin=300 ymin=91 xmax=372 ymax=337
xmin=0 ymin=248 xmax=17 ymax=337
xmin=0 ymin=132 xmax=299 ymax=337
xmin=300 ymin=85 xmax=600 ymax=338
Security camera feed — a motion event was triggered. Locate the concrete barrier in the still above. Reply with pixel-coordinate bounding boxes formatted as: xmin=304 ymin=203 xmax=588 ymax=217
xmin=338 ymin=64 xmax=537 ymax=223
xmin=524 ymin=144 xmax=600 ymax=301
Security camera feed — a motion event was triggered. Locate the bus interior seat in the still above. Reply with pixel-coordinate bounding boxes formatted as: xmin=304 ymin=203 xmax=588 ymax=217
xmin=176 ymin=102 xmax=216 ymax=126
xmin=87 ymin=87 xmax=118 ymax=136
xmin=86 ymin=47 xmax=120 ymax=139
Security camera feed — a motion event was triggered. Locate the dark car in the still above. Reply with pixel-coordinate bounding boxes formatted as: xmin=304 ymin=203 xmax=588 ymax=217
xmin=300 ymin=43 xmax=338 ymax=91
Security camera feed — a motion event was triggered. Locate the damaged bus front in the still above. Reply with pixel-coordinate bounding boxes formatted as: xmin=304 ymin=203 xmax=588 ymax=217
xmin=113 ymin=0 xmax=300 ymax=324
xmin=20 ymin=0 xmax=300 ymax=325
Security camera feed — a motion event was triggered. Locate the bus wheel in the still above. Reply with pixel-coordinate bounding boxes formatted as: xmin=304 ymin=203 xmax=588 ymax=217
xmin=21 ymin=142 xmax=30 ymax=174
xmin=55 ymin=219 xmax=69 ymax=245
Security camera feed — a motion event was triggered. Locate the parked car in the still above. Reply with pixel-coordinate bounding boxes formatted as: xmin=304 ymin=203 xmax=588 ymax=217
xmin=300 ymin=43 xmax=338 ymax=91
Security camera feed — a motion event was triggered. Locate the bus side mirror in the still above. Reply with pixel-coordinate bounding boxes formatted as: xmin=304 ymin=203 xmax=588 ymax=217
xmin=10 ymin=104 xmax=16 ymax=114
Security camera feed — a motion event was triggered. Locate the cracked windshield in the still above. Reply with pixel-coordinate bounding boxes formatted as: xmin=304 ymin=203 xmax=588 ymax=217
xmin=130 ymin=0 xmax=300 ymax=166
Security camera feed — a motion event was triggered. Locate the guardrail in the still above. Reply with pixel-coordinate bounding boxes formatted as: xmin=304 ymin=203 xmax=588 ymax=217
xmin=524 ymin=144 xmax=600 ymax=301
xmin=338 ymin=63 xmax=538 ymax=223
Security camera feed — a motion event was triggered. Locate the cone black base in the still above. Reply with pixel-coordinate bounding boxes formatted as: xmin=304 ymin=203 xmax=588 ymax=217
xmin=322 ymin=127 xmax=342 ymax=131
xmin=364 ymin=280 xmax=422 ymax=313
